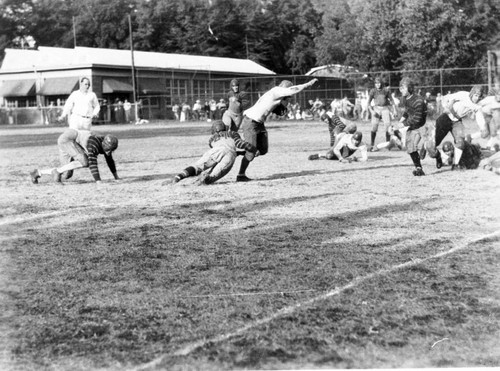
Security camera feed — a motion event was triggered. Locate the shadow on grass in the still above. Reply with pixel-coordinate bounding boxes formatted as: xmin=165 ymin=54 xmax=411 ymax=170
xmin=6 ymin=194 xmax=462 ymax=369
xmin=260 ymin=163 xmax=413 ymax=181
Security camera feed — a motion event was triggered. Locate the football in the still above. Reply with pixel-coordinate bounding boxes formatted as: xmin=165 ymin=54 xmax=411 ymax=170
xmin=272 ymin=104 xmax=287 ymax=116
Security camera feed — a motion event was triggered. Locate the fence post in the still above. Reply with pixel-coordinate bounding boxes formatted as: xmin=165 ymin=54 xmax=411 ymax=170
xmin=440 ymin=69 xmax=443 ymax=95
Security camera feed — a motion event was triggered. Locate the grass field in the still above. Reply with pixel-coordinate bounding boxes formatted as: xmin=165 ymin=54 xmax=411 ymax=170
xmin=1 ymin=118 xmax=499 ymax=370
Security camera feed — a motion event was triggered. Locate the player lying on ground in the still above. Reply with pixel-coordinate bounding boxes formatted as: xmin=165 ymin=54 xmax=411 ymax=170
xmin=30 ymin=128 xmax=119 ymax=184
xmin=318 ymin=108 xmax=357 ymax=147
xmin=170 ymin=121 xmax=259 ymax=185
xmin=308 ymin=131 xmax=368 ymax=163
xmin=440 ymin=139 xmax=500 ymax=173
xmin=374 ymin=124 xmax=405 ymax=151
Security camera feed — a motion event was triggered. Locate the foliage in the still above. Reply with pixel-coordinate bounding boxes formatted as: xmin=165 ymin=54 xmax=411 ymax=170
xmin=0 ymin=0 xmax=499 ymax=80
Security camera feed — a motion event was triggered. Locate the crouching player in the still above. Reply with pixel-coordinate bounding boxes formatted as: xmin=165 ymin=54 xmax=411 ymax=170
xmin=170 ymin=121 xmax=259 ymax=185
xmin=30 ymin=128 xmax=119 ymax=184
xmin=308 ymin=131 xmax=367 ymax=163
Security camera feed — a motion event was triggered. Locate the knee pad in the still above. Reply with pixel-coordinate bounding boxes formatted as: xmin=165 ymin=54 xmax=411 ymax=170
xmin=244 ymin=152 xmax=256 ymax=161
xmin=455 ymin=137 xmax=465 ymax=150
xmin=425 ymin=140 xmax=437 ymax=158
xmin=480 ymin=128 xmax=490 ymax=139
xmin=76 ymin=153 xmax=89 ymax=167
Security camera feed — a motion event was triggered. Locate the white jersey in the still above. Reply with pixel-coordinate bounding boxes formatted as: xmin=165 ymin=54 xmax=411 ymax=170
xmin=334 ymin=133 xmax=368 ymax=161
xmin=442 ymin=91 xmax=480 ymax=121
xmin=244 ymin=80 xmax=316 ymax=123
xmin=478 ymin=95 xmax=500 ymax=116
xmin=244 ymin=86 xmax=293 ymax=123
xmin=63 ymin=90 xmax=100 ymax=131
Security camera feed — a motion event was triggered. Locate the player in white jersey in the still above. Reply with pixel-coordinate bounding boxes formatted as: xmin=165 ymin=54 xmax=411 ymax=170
xmin=58 ymin=77 xmax=100 ymax=131
xmin=427 ymin=85 xmax=486 ymax=169
xmin=308 ymin=131 xmax=368 ymax=162
xmin=471 ymin=89 xmax=500 ymax=150
xmin=236 ymin=78 xmax=318 ymax=181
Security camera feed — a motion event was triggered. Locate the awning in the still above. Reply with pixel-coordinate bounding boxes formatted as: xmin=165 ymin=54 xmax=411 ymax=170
xmin=39 ymin=77 xmax=79 ymax=95
xmin=103 ymin=78 xmax=133 ymax=94
xmin=139 ymin=79 xmax=165 ymax=94
xmin=0 ymin=79 xmax=36 ymax=97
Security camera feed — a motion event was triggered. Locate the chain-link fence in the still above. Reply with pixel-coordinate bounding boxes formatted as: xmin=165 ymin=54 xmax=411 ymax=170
xmin=0 ymin=66 xmax=491 ymax=125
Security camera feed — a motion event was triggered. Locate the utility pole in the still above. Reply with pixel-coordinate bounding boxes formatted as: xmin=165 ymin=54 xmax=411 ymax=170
xmin=245 ymin=34 xmax=249 ymax=59
xmin=128 ymin=14 xmax=138 ymax=122
xmin=72 ymin=16 xmax=77 ymax=47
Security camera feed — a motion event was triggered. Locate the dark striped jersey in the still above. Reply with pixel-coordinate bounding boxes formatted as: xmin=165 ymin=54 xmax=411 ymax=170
xmin=86 ymin=135 xmax=117 ymax=181
xmin=321 ymin=112 xmax=345 ymax=129
xmin=402 ymin=94 xmax=426 ymax=130
xmin=209 ymin=131 xmax=256 ymax=153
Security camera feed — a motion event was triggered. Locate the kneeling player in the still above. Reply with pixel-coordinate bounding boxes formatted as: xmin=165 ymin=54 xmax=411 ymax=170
xmin=30 ymin=129 xmax=119 ymax=184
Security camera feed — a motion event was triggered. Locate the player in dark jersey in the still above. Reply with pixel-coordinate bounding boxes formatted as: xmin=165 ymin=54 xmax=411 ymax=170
xmin=367 ymin=77 xmax=396 ymax=150
xmin=30 ymin=128 xmax=119 ymax=184
xmin=222 ymin=79 xmax=250 ymax=131
xmin=318 ymin=108 xmax=357 ymax=147
xmin=398 ymin=77 xmax=427 ymax=176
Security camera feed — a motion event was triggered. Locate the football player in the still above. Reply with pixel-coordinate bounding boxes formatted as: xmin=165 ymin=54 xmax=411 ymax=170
xmin=399 ymin=77 xmax=427 ymax=176
xmin=308 ymin=131 xmax=368 ymax=163
xmin=235 ymin=78 xmax=318 ymax=182
xmin=170 ymin=121 xmax=259 ymax=185
xmin=30 ymin=128 xmax=119 ymax=184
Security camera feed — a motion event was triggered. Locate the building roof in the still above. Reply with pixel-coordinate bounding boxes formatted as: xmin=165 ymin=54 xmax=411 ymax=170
xmin=0 ymin=79 xmax=36 ymax=96
xmin=0 ymin=46 xmax=276 ymax=75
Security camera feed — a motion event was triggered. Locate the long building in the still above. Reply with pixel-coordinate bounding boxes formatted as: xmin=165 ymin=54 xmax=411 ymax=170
xmin=0 ymin=46 xmax=276 ymax=124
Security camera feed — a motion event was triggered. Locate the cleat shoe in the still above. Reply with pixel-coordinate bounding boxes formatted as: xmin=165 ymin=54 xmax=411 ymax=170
xmin=51 ymin=169 xmax=62 ymax=183
xmin=412 ymin=167 xmax=425 ymax=176
xmin=62 ymin=170 xmax=73 ymax=180
xmin=172 ymin=176 xmax=181 ymax=184
xmin=435 ymin=156 xmax=443 ymax=169
xmin=30 ymin=169 xmax=40 ymax=184
xmin=370 ymin=146 xmax=379 ymax=152
xmin=236 ymin=175 xmax=252 ymax=182
xmin=308 ymin=154 xmax=319 ymax=160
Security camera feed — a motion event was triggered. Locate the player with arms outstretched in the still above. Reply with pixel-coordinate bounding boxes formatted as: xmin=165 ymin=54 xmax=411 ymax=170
xmin=236 ymin=78 xmax=318 ymax=182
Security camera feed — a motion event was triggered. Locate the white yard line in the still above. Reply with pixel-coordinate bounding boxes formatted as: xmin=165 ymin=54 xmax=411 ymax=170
xmin=0 ymin=204 xmax=120 ymax=227
xmin=130 ymin=229 xmax=500 ymax=371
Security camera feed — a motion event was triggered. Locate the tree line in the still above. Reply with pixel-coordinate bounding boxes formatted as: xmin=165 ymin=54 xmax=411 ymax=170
xmin=1 ymin=0 xmax=499 ymax=86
